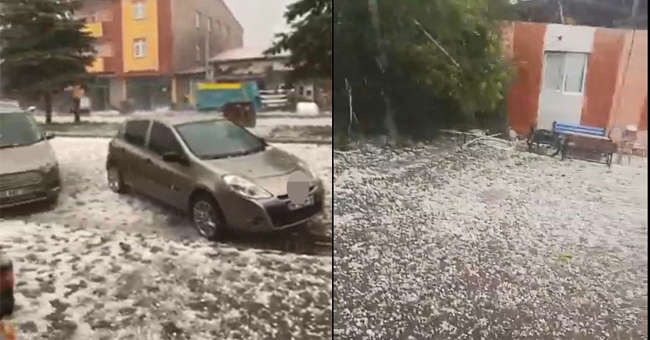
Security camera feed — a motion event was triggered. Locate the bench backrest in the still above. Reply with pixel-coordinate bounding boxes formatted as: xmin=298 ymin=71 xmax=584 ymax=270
xmin=554 ymin=123 xmax=606 ymax=137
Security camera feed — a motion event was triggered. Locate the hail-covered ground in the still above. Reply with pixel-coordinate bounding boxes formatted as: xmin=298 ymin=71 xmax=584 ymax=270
xmin=0 ymin=137 xmax=332 ymax=339
xmin=334 ymin=140 xmax=647 ymax=340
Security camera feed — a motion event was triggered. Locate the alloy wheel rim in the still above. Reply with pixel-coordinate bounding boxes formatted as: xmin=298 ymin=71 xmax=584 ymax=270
xmin=193 ymin=201 xmax=218 ymax=237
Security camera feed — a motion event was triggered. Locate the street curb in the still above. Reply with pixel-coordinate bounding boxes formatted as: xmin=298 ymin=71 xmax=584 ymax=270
xmin=51 ymin=132 xmax=332 ymax=145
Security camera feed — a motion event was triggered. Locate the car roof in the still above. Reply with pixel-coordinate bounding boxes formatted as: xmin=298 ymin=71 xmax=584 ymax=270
xmin=124 ymin=111 xmax=226 ymax=126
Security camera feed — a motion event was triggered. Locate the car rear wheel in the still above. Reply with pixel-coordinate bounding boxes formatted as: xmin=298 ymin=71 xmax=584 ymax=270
xmin=107 ymin=165 xmax=127 ymax=194
xmin=191 ymin=194 xmax=225 ymax=241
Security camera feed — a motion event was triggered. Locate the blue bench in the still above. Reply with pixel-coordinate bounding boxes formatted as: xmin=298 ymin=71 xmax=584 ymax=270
xmin=553 ymin=122 xmax=606 ymax=137
xmin=552 ymin=121 xmax=615 ymax=166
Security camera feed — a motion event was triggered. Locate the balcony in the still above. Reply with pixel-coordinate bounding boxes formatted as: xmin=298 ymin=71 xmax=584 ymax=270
xmin=87 ymin=58 xmax=104 ymax=73
xmin=82 ymin=22 xmax=103 ymax=38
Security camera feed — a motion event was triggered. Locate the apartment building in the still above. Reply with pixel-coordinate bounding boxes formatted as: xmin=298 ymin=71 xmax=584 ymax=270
xmin=77 ymin=0 xmax=243 ymax=111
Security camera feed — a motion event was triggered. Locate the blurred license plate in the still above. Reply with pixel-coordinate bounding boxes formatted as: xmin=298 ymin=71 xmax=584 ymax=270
xmin=0 ymin=189 xmax=27 ymax=198
xmin=289 ymin=196 xmax=315 ymax=210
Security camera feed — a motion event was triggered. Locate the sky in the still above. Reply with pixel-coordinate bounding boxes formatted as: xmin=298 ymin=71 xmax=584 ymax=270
xmin=223 ymin=0 xmax=296 ymax=49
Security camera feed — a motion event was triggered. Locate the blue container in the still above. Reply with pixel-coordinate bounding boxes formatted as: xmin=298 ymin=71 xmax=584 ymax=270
xmin=194 ymin=81 xmax=263 ymax=112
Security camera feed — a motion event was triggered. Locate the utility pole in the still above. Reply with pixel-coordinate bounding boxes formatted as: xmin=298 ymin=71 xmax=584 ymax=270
xmin=204 ymin=23 xmax=213 ymax=81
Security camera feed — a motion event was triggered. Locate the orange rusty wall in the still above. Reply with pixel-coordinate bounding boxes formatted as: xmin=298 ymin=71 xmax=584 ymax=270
xmin=506 ymin=22 xmax=547 ymax=135
xmin=581 ymin=28 xmax=626 ymax=128
xmin=608 ymin=30 xmax=648 ymax=130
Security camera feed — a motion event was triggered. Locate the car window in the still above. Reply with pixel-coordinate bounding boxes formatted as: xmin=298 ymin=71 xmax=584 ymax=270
xmin=0 ymin=112 xmax=43 ymax=148
xmin=148 ymin=122 xmax=183 ymax=155
xmin=175 ymin=119 xmax=265 ymax=160
xmin=123 ymin=120 xmax=150 ymax=147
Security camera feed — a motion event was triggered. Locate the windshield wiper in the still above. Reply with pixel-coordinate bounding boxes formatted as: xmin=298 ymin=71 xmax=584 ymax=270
xmin=203 ymin=148 xmax=262 ymax=160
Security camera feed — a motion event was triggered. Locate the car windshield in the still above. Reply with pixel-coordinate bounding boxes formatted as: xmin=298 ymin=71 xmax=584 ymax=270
xmin=175 ymin=119 xmax=265 ymax=160
xmin=0 ymin=112 xmax=43 ymax=148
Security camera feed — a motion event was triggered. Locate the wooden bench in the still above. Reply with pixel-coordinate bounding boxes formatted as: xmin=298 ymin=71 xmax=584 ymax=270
xmin=553 ymin=122 xmax=616 ymax=167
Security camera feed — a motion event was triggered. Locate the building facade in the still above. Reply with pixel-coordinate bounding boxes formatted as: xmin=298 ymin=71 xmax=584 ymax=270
xmin=77 ymin=0 xmax=243 ymax=111
xmin=503 ymin=22 xmax=648 ymax=147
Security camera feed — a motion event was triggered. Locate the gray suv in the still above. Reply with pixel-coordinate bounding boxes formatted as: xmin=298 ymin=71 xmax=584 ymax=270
xmin=106 ymin=114 xmax=325 ymax=240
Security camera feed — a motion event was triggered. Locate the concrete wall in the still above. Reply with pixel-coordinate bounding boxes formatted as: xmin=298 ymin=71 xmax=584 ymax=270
xmin=170 ymin=0 xmax=244 ymax=74
xmin=537 ymin=25 xmax=595 ymax=130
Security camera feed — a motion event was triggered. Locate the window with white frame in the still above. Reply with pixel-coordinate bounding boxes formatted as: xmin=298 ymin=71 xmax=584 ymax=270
xmin=196 ymin=44 xmax=201 ymax=61
xmin=195 ymin=11 xmax=201 ymax=29
xmin=543 ymin=52 xmax=588 ymax=94
xmin=133 ymin=38 xmax=147 ymax=58
xmin=133 ymin=1 xmax=145 ymax=20
xmin=208 ymin=17 xmax=212 ymax=33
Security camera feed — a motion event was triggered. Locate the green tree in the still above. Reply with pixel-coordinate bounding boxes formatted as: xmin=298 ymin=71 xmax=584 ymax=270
xmin=266 ymin=0 xmax=332 ymax=81
xmin=0 ymin=0 xmax=95 ymax=123
xmin=335 ymin=0 xmax=514 ymax=138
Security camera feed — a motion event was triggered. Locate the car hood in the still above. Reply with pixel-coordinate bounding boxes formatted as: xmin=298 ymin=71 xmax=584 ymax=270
xmin=203 ymin=146 xmax=315 ymax=196
xmin=0 ymin=141 xmax=57 ymax=175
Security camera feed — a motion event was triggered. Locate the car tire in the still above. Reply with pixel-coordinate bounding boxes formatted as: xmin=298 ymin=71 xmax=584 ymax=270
xmin=107 ymin=165 xmax=127 ymax=194
xmin=190 ymin=194 xmax=226 ymax=241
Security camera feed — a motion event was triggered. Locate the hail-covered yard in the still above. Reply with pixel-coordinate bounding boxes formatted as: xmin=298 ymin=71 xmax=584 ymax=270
xmin=0 ymin=137 xmax=332 ymax=339
xmin=1 ymin=221 xmax=331 ymax=340
xmin=334 ymin=141 xmax=647 ymax=340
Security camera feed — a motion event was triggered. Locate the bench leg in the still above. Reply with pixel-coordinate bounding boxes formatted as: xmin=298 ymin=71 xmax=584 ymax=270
xmin=606 ymin=153 xmax=613 ymax=167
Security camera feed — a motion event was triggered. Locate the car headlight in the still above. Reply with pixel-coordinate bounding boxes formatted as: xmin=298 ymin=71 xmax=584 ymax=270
xmin=223 ymin=175 xmax=272 ymax=199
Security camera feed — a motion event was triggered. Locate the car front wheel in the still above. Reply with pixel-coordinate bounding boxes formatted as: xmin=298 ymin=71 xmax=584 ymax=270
xmin=191 ymin=195 xmax=225 ymax=241
xmin=107 ymin=165 xmax=127 ymax=194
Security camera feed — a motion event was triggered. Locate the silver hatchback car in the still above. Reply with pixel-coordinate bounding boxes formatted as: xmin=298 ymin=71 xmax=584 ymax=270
xmin=106 ymin=114 xmax=325 ymax=240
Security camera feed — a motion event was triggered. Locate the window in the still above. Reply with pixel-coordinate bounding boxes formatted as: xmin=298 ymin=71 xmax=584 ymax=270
xmin=543 ymin=52 xmax=588 ymax=94
xmin=196 ymin=44 xmax=201 ymax=61
xmin=195 ymin=11 xmax=201 ymax=29
xmin=208 ymin=17 xmax=212 ymax=32
xmin=95 ymin=42 xmax=114 ymax=57
xmin=148 ymin=122 xmax=183 ymax=155
xmin=123 ymin=120 xmax=150 ymax=147
xmin=133 ymin=38 xmax=146 ymax=58
xmin=133 ymin=1 xmax=145 ymax=20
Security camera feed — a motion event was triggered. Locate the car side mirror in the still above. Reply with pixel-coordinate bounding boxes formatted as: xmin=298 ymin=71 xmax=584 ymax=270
xmin=44 ymin=132 xmax=55 ymax=140
xmin=162 ymin=152 xmax=188 ymax=165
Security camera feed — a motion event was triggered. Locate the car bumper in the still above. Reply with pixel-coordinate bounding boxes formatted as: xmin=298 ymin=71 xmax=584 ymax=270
xmin=0 ymin=185 xmax=60 ymax=210
xmin=220 ymin=185 xmax=326 ymax=232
